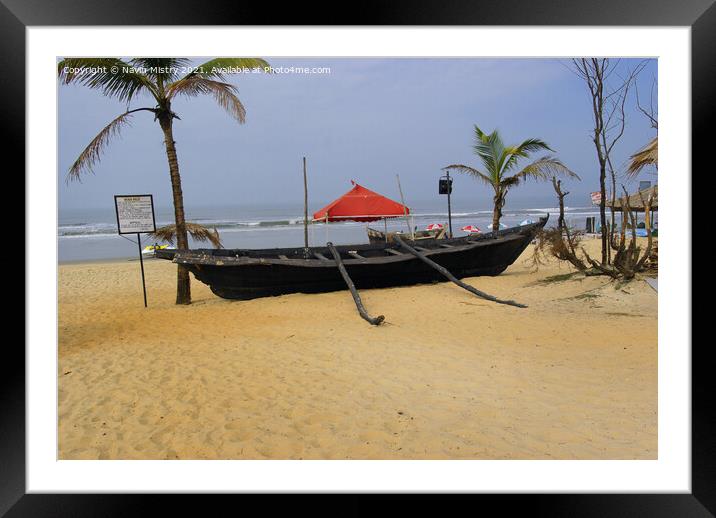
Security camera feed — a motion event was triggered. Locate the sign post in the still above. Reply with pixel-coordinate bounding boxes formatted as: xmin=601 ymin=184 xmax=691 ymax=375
xmin=114 ymin=194 xmax=156 ymax=307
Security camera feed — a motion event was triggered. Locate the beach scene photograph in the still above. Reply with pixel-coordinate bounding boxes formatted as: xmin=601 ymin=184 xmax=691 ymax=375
xmin=57 ymin=57 xmax=658 ymax=461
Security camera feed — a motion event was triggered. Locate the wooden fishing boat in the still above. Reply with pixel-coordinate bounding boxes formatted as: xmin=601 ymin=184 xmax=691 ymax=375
xmin=155 ymin=216 xmax=547 ymax=300
xmin=366 ymin=226 xmax=447 ymax=244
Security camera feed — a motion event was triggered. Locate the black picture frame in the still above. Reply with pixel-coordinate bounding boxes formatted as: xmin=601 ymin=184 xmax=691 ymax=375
xmin=8 ymin=0 xmax=707 ymax=514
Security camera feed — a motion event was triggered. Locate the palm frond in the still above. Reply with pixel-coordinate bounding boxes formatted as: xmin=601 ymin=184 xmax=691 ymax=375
xmin=491 ymin=136 xmax=512 ymax=177
xmin=128 ymin=58 xmax=193 ymax=84
xmin=442 ymin=164 xmax=494 ymax=187
xmin=166 ymin=76 xmax=246 ymax=123
xmin=149 ymin=223 xmax=223 ymax=248
xmin=511 ymin=156 xmax=580 ymax=183
xmin=500 ymin=176 xmax=521 ymax=188
xmin=186 ymin=58 xmax=271 ymax=80
xmin=626 ymin=136 xmax=658 ymax=177
xmin=472 ymin=125 xmax=501 ymax=176
xmin=58 ymin=58 xmax=157 ymax=102
xmin=67 ymin=110 xmax=138 ymax=181
xmin=506 ymin=138 xmax=554 ymax=161
xmin=472 ymin=125 xmax=490 ymax=142
xmin=502 ymin=138 xmax=553 ymax=173
xmin=501 ymin=146 xmax=522 ymax=174
xmin=513 ymin=137 xmax=554 ymax=156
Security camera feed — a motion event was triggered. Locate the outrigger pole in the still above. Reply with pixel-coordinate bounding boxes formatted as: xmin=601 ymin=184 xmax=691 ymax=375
xmin=393 ymin=236 xmax=527 ymax=308
xmin=327 ymin=242 xmax=385 ymax=325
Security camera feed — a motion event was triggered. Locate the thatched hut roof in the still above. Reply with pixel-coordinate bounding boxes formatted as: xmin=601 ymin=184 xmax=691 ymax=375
xmin=627 ymin=137 xmax=658 ymax=177
xmin=607 ymin=185 xmax=658 ymax=212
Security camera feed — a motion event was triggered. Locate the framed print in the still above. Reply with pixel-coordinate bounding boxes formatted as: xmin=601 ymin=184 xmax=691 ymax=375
xmin=8 ymin=0 xmax=710 ymax=514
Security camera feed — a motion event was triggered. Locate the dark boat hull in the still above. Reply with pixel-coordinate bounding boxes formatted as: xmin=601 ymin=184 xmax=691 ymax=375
xmin=157 ymin=217 xmax=546 ymax=300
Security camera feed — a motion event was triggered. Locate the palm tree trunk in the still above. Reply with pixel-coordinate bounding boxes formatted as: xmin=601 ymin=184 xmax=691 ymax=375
xmin=492 ymin=190 xmax=503 ymax=236
xmin=159 ymin=116 xmax=191 ymax=305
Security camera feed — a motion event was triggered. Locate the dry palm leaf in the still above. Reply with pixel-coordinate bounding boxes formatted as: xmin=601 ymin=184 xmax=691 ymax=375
xmin=150 ymin=222 xmax=223 ymax=248
xmin=626 ymin=137 xmax=658 ymax=177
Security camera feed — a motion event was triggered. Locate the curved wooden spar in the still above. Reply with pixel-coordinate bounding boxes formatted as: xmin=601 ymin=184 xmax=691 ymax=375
xmin=393 ymin=236 xmax=527 ymax=308
xmin=327 ymin=242 xmax=385 ymax=325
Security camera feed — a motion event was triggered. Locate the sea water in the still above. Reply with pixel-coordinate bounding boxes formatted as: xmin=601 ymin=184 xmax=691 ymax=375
xmin=58 ymin=200 xmax=643 ymax=263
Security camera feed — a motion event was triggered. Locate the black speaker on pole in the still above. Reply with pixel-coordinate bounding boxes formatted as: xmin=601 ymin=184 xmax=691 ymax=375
xmin=439 ymin=173 xmax=454 ymax=237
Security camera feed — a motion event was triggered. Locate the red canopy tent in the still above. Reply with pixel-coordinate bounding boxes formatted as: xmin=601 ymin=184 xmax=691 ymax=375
xmin=312 ymin=181 xmax=410 ymax=222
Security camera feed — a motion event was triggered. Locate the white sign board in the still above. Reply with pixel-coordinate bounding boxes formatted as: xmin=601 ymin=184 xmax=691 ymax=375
xmin=114 ymin=195 xmax=156 ymax=234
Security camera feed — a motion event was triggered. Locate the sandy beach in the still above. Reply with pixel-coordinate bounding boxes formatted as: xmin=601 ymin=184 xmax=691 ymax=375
xmin=58 ymin=239 xmax=657 ymax=460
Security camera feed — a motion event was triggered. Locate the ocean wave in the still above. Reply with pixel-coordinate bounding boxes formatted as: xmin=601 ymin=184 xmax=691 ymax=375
xmin=58 ymin=206 xmax=604 ymax=239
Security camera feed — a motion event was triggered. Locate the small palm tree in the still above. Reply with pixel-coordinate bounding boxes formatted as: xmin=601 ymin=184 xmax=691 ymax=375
xmin=58 ymin=57 xmax=269 ymax=304
xmin=444 ymin=125 xmax=578 ymax=233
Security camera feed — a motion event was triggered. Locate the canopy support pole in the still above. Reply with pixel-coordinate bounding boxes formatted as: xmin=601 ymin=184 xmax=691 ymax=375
xmin=394 ymin=236 xmax=527 ymax=308
xmin=327 ymin=242 xmax=385 ymax=325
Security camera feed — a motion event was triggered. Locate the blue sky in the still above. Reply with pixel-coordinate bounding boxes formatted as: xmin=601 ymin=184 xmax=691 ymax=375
xmin=58 ymin=58 xmax=658 ymax=213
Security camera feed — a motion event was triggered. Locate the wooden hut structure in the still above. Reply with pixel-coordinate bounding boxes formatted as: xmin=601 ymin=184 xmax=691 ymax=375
xmin=607 ymin=184 xmax=658 ymax=228
xmin=606 ymin=184 xmax=658 ymax=212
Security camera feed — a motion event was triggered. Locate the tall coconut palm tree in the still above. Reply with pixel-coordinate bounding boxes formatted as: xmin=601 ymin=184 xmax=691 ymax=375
xmin=58 ymin=57 xmax=269 ymax=304
xmin=443 ymin=126 xmax=578 ymax=233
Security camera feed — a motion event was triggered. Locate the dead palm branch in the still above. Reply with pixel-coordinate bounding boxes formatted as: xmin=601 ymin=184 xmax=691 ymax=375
xmin=626 ymin=136 xmax=658 ymax=177
xmin=149 ymin=223 xmax=223 ymax=249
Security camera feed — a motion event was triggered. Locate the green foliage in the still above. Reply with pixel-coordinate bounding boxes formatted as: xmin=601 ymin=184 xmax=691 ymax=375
xmin=443 ymin=125 xmax=578 ymax=192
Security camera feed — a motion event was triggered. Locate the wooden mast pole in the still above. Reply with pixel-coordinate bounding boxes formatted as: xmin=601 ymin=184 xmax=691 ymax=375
xmin=303 ymin=156 xmax=309 ymax=250
xmin=396 ymin=174 xmax=414 ymax=240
